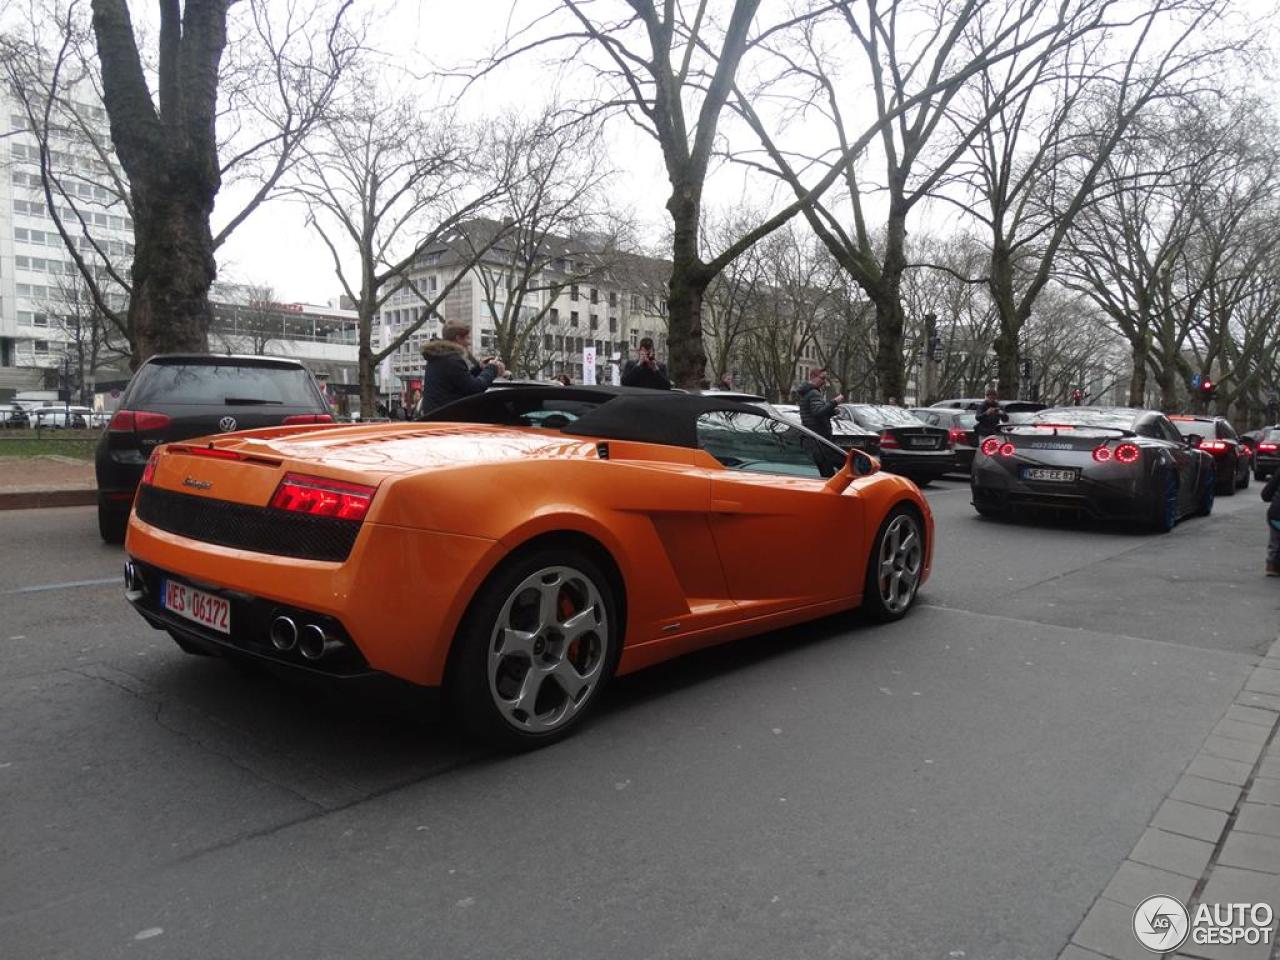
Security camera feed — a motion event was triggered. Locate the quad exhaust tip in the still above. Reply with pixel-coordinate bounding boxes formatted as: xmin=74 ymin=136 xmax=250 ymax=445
xmin=298 ymin=623 xmax=341 ymax=661
xmin=270 ymin=616 xmax=298 ymax=652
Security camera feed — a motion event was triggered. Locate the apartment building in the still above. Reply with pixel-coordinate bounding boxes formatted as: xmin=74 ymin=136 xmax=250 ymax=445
xmin=0 ymin=82 xmax=134 ymax=392
xmin=376 ymin=220 xmax=671 ymax=388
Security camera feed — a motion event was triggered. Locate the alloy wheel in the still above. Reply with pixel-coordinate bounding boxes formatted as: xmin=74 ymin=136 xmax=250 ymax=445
xmin=878 ymin=514 xmax=923 ymax=614
xmin=487 ymin=565 xmax=609 ymax=734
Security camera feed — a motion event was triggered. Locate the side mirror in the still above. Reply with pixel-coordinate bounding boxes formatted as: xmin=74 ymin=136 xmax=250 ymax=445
xmin=824 ymin=448 xmax=878 ymax=493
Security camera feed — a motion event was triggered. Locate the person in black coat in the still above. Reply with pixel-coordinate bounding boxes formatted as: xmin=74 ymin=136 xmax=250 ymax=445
xmin=419 ymin=322 xmax=505 ymax=415
xmin=621 ymin=337 xmax=671 ymax=390
xmin=974 ymin=389 xmax=1008 ymax=438
xmin=1262 ymin=469 xmax=1280 ymax=576
xmin=795 ymin=368 xmax=844 ymax=441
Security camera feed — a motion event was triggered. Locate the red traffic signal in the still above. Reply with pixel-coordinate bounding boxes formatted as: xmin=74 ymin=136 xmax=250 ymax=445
xmin=1200 ymin=379 xmax=1214 ymax=393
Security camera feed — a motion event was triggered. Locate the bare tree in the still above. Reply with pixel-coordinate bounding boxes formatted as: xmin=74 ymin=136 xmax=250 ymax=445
xmin=734 ymin=0 xmax=1115 ymax=402
xmin=485 ymin=1 xmax=870 ymax=388
xmin=40 ymin=270 xmax=128 ymax=402
xmin=3 ymin=0 xmax=362 ymax=363
xmin=948 ymin=0 xmax=1243 ymax=399
xmin=701 ymin=205 xmax=769 ymax=387
xmin=292 ymin=84 xmax=532 ymax=410
xmin=209 ymin=282 xmax=283 ymax=355
xmin=463 ymin=117 xmax=632 ymax=374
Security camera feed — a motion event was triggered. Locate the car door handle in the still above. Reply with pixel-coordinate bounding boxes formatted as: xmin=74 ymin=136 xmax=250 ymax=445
xmin=711 ymin=499 xmax=743 ymax=512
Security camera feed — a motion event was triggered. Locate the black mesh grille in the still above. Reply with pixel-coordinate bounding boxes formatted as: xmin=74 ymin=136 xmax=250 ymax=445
xmin=136 ymin=485 xmax=360 ymax=561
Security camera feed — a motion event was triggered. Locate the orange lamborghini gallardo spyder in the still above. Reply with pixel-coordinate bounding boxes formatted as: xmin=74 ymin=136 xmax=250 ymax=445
xmin=124 ymin=386 xmax=933 ymax=747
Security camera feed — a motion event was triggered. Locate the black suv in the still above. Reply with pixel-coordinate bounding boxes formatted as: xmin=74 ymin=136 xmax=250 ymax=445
xmin=96 ymin=354 xmax=333 ymax=542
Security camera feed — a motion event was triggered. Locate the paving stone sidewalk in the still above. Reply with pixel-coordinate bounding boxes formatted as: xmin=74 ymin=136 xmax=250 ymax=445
xmin=1061 ymin=638 xmax=1280 ymax=960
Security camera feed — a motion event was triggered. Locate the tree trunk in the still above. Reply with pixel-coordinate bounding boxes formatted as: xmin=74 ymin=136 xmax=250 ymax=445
xmin=666 ymin=187 xmax=708 ymax=388
xmin=128 ymin=191 xmax=215 ymax=363
xmin=358 ymin=336 xmax=377 ymax=416
xmin=992 ymin=326 xmax=1019 ymax=400
xmin=1128 ymin=335 xmax=1148 ymax=406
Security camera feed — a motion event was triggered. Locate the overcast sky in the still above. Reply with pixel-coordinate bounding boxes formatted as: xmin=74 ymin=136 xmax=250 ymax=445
xmin=212 ymin=1 xmax=682 ymax=306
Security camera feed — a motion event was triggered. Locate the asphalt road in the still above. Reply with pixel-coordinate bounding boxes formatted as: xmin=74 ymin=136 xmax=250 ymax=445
xmin=1 ymin=481 xmax=1276 ymax=960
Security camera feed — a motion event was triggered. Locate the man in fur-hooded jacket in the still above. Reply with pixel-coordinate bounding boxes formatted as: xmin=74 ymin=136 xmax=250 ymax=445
xmin=419 ymin=322 xmax=506 ymax=415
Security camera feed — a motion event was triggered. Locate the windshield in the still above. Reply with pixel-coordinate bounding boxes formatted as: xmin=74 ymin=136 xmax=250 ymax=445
xmin=1169 ymin=418 xmax=1213 ymax=438
xmin=128 ymin=361 xmax=322 ymax=407
xmin=845 ymin=404 xmax=922 ymax=427
xmin=1028 ymin=408 xmax=1137 ymax=430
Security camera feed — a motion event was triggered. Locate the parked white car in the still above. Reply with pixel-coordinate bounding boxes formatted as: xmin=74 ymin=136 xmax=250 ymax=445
xmin=30 ymin=405 xmax=93 ymax=429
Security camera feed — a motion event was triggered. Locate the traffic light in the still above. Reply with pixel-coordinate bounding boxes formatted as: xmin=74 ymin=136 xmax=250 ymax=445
xmin=1199 ymin=378 xmax=1216 ymax=405
xmin=1072 ymin=388 xmax=1083 ymax=405
xmin=1021 ymin=358 xmax=1032 ymax=379
xmin=927 ymin=334 xmax=943 ymax=362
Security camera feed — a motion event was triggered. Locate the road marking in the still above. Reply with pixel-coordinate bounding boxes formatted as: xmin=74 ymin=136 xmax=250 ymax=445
xmin=4 ymin=577 xmax=118 ymax=595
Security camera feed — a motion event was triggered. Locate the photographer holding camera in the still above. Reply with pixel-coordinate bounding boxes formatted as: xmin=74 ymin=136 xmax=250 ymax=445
xmin=621 ymin=337 xmax=671 ymax=390
xmin=418 ymin=322 xmax=506 ymax=415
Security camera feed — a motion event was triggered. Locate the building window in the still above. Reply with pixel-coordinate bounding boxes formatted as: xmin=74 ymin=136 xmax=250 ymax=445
xmin=570 ymin=285 xmax=579 ymax=302
xmin=590 ymin=288 xmax=599 ymax=304
xmin=569 ymin=311 xmax=579 ymax=328
xmin=589 ymin=314 xmax=598 ymax=331
xmin=608 ymin=316 xmax=617 ymax=333
xmin=630 ymin=329 xmax=639 ymax=347
xmin=33 ymin=340 xmax=49 ymax=354
xmin=631 ymin=295 xmax=642 ymax=312
xmin=608 ymin=291 xmax=617 ymax=308
xmin=549 ymin=308 xmax=559 ymax=325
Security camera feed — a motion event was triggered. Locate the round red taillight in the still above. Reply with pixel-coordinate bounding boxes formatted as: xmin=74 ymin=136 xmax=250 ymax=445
xmin=1114 ymin=442 xmax=1141 ymax=464
xmin=981 ymin=437 xmax=1000 ymax=456
xmin=998 ymin=442 xmax=1016 ymax=457
xmin=1092 ymin=445 xmax=1112 ymax=462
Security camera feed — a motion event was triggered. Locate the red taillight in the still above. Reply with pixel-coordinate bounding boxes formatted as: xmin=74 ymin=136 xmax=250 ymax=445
xmin=1092 ymin=445 xmax=1112 ymax=462
xmin=1259 ymin=442 xmax=1278 ymax=453
xmin=109 ymin=409 xmax=172 ymax=432
xmin=1114 ymin=442 xmax=1141 ymax=464
xmin=879 ymin=431 xmax=901 ymax=449
xmin=998 ymin=442 xmax=1016 ymax=457
xmin=1198 ymin=439 xmax=1229 ymax=453
xmin=140 ymin=449 xmax=159 ymax=486
xmin=269 ymin=473 xmax=375 ymax=521
xmin=282 ymin=414 xmax=334 ymax=425
xmin=948 ymin=427 xmax=966 ymax=447
xmin=981 ymin=437 xmax=1001 ymax=456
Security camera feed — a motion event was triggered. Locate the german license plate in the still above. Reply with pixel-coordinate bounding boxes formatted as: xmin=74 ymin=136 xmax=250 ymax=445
xmin=161 ymin=579 xmax=230 ymax=634
xmin=907 ymin=437 xmax=935 ymax=448
xmin=1023 ymin=467 xmax=1076 ymax=483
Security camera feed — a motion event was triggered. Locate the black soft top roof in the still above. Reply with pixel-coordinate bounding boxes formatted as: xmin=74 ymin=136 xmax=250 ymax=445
xmin=423 ymin=385 xmax=768 ymax=448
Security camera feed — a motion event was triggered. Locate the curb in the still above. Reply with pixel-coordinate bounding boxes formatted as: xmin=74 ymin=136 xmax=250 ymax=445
xmin=0 ymin=488 xmax=97 ymax=510
xmin=1060 ymin=636 xmax=1280 ymax=960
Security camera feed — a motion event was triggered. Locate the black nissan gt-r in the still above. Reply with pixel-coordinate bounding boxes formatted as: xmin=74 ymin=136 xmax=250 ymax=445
xmin=970 ymin=406 xmax=1216 ymax=531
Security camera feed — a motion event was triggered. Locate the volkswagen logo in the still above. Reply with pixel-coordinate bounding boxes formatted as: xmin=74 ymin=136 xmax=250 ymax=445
xmin=218 ymin=416 xmax=238 ymax=432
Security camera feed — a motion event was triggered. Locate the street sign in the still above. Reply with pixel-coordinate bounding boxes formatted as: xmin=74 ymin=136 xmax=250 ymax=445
xmin=582 ymin=345 xmax=597 ymax=385
xmin=1190 ymin=373 xmax=1201 ymax=389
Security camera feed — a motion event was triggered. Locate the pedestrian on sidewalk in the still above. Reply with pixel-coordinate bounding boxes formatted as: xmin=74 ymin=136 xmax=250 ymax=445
xmin=1262 ymin=469 xmax=1280 ymax=575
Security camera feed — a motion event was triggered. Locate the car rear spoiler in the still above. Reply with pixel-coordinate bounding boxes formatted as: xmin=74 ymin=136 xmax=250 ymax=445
xmin=998 ymin=423 xmax=1135 ymax=437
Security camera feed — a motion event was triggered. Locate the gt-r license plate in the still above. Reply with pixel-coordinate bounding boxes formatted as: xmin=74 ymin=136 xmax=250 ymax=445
xmin=161 ymin=579 xmax=230 ymax=634
xmin=1022 ymin=467 xmax=1077 ymax=483
xmin=907 ymin=437 xmax=936 ymax=448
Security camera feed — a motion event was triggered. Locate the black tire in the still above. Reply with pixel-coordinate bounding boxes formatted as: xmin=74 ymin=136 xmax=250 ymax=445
xmin=1238 ymin=467 xmax=1250 ymax=490
xmin=97 ymin=499 xmax=127 ymax=544
xmin=861 ymin=506 xmax=925 ymax=623
xmin=447 ymin=546 xmax=620 ymax=750
xmin=1150 ymin=470 xmax=1179 ymax=533
xmin=1195 ymin=468 xmax=1215 ymax=517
